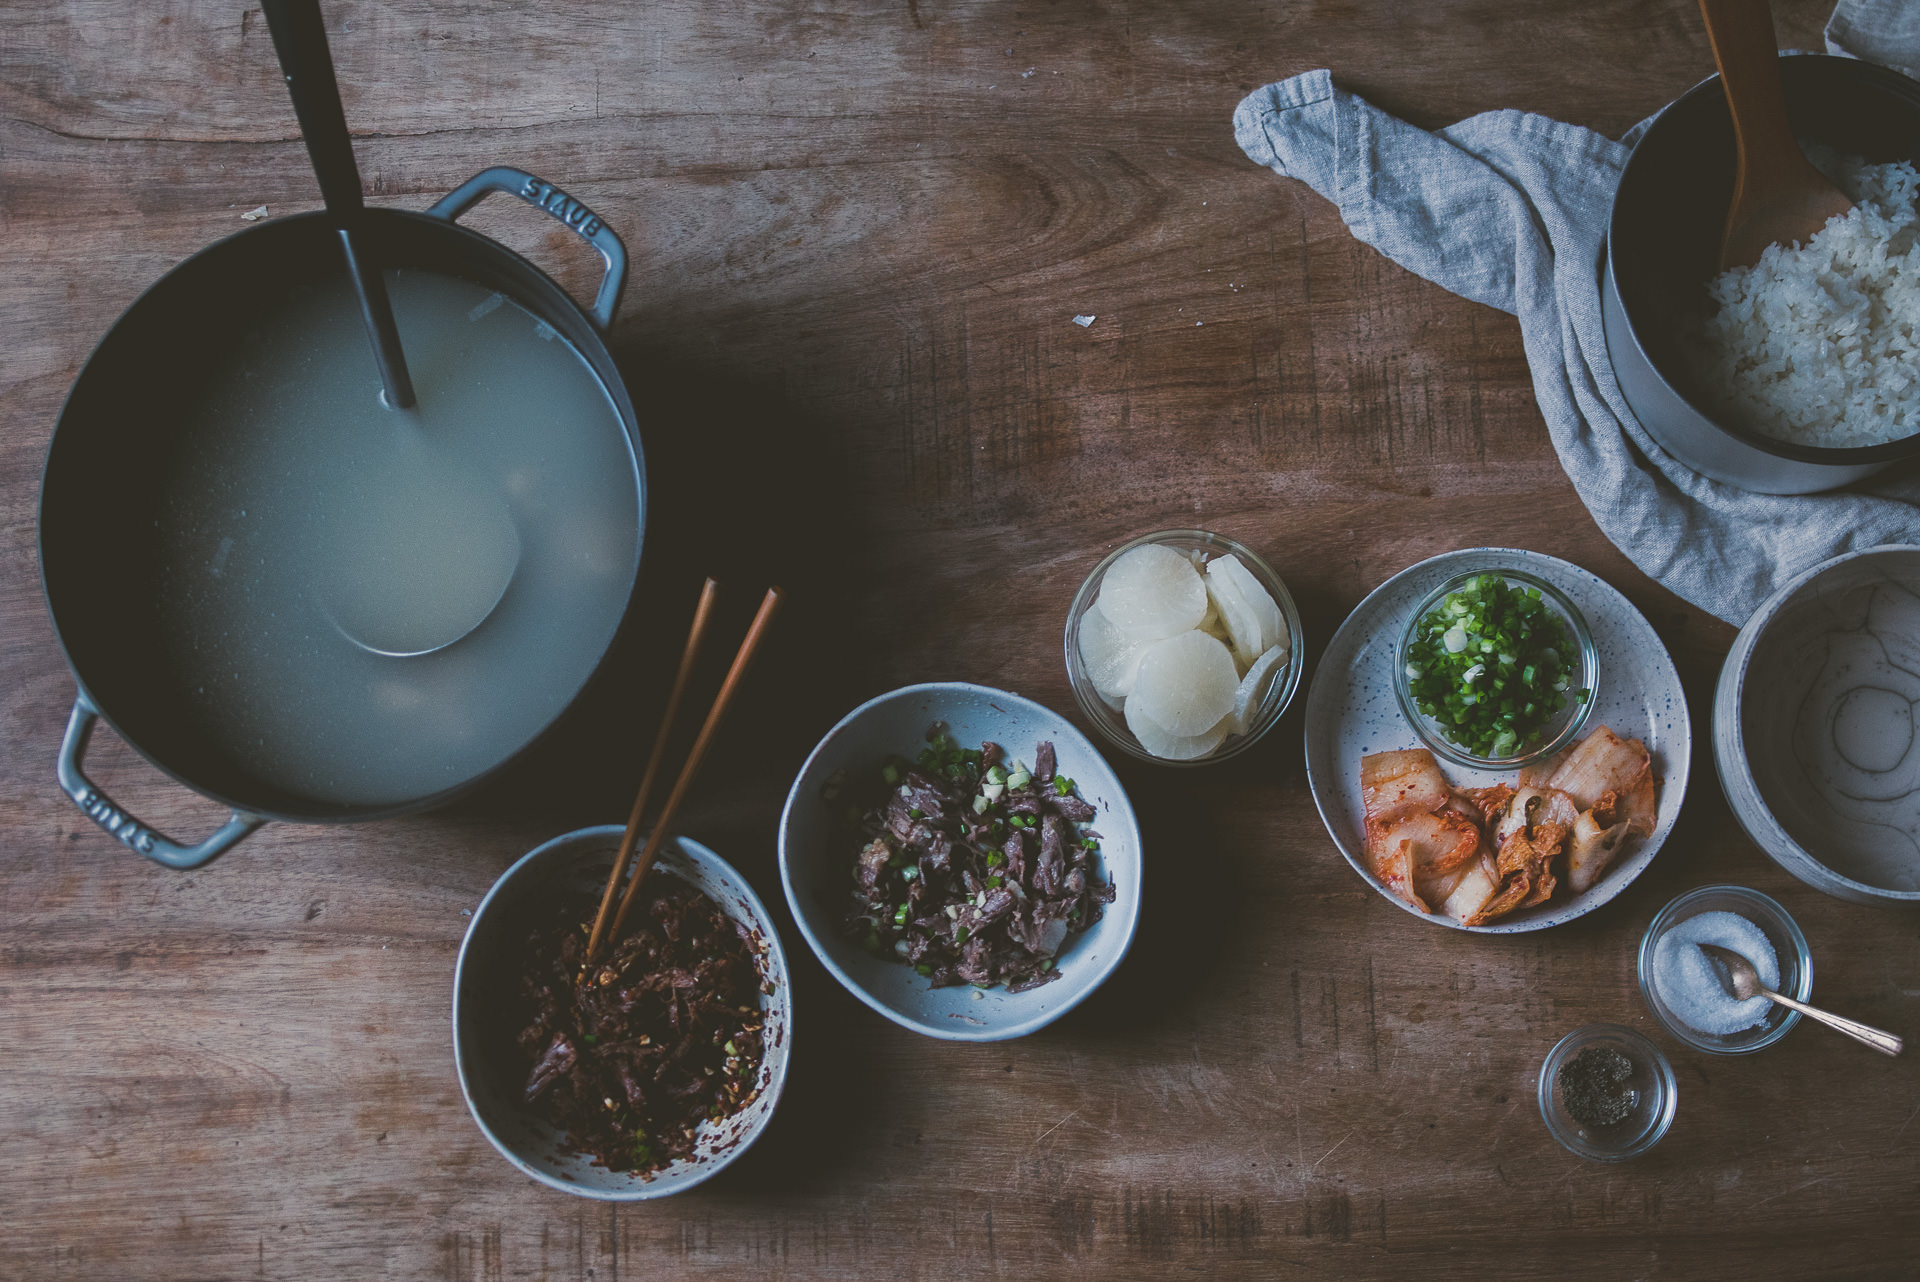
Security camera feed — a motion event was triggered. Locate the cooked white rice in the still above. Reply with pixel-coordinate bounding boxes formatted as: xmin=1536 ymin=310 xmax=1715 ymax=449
xmin=1692 ymin=146 xmax=1920 ymax=449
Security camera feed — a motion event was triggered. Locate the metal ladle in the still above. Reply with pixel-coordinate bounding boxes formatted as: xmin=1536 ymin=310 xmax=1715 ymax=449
xmin=265 ymin=0 xmax=521 ymax=656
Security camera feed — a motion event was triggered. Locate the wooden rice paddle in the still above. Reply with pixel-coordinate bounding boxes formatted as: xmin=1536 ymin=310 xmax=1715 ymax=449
xmin=1699 ymin=0 xmax=1853 ymax=271
xmin=582 ymin=577 xmax=722 ymax=964
xmin=598 ymin=586 xmax=786 ymax=958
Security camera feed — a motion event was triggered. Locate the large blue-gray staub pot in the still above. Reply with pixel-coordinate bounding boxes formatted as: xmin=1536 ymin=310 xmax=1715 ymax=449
xmin=1602 ymin=54 xmax=1920 ymax=494
xmin=38 ymin=169 xmax=647 ymax=868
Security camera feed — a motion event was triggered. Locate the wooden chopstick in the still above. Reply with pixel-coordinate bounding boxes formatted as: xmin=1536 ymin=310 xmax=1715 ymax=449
xmin=583 ymin=577 xmax=723 ymax=964
xmin=604 ymin=585 xmax=786 ymax=948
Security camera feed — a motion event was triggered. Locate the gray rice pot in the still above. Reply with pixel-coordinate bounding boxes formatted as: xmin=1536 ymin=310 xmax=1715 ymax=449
xmin=1601 ymin=54 xmax=1920 ymax=495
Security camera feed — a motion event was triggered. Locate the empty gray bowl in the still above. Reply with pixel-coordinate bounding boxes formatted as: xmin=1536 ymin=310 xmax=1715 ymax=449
xmin=1715 ymin=545 xmax=1920 ymax=905
xmin=453 ymin=826 xmax=793 ymax=1199
xmin=778 ymin=682 xmax=1143 ymax=1041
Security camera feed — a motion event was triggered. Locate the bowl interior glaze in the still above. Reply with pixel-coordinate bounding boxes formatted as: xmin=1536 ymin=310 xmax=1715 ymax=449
xmin=453 ymin=828 xmax=792 ymax=1200
xmin=779 ymin=682 xmax=1143 ymax=1041
xmin=1736 ymin=549 xmax=1920 ymax=897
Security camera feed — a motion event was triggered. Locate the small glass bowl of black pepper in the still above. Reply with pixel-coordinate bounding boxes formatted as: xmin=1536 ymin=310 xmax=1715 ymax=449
xmin=1537 ymin=1023 xmax=1676 ymax=1161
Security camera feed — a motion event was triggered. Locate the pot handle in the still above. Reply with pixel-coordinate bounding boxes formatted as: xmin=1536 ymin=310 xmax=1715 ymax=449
xmin=427 ymin=167 xmax=628 ymax=333
xmin=58 ymin=695 xmax=267 ymax=870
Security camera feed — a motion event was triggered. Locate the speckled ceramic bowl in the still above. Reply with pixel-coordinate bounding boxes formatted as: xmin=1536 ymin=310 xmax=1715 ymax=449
xmin=1304 ymin=548 xmax=1689 ymax=932
xmin=453 ymin=827 xmax=792 ymax=1200
xmin=779 ymin=682 xmax=1143 ymax=1041
xmin=1715 ymin=545 xmax=1920 ymax=906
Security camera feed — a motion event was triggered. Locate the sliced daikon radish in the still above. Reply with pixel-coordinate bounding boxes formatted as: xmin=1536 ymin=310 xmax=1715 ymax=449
xmin=1202 ymin=568 xmax=1262 ymax=667
xmin=1199 ymin=595 xmax=1236 ymax=652
xmin=1076 ymin=600 xmax=1147 ymax=698
xmin=1129 ymin=630 xmax=1238 ymax=736
xmin=1125 ymin=696 xmax=1230 ymax=761
xmin=1205 ymin=554 xmax=1283 ymax=666
xmin=1228 ymin=644 xmax=1288 ymax=734
xmin=1096 ymin=544 xmax=1207 ymax=641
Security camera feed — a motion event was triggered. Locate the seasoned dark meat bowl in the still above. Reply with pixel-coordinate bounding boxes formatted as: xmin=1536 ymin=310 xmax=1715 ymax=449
xmin=830 ymin=734 xmax=1116 ymax=992
xmin=780 ymin=683 xmax=1143 ymax=1042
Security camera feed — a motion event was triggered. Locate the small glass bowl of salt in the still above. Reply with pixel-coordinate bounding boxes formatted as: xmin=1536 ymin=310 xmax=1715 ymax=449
xmin=1637 ymin=884 xmax=1813 ymax=1054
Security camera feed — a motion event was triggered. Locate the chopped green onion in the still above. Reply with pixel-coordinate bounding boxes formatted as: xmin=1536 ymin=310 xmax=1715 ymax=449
xmin=972 ymin=795 xmax=989 ymax=815
xmin=1006 ymin=770 xmax=1032 ymax=790
xmin=986 ymin=766 xmax=1007 ymax=785
xmin=881 ymin=764 xmax=900 ymax=784
xmin=955 ymin=925 xmax=971 ymax=943
xmin=987 ymin=875 xmax=1004 ymax=888
xmin=901 ymin=865 xmax=919 ymax=882
xmin=723 ymin=1040 xmax=738 ymax=1056
xmin=581 ymin=1033 xmax=598 ymax=1046
xmin=915 ymin=963 xmax=933 ymax=976
xmin=893 ymin=905 xmax=909 ymax=926
xmin=908 ymin=807 xmax=924 ymax=820
xmin=985 ymin=852 xmax=1005 ymax=868
xmin=1403 ymin=572 xmax=1589 ymax=757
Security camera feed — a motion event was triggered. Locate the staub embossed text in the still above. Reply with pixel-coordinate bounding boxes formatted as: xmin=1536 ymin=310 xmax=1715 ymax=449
xmin=517 ymin=176 xmax=604 ymax=239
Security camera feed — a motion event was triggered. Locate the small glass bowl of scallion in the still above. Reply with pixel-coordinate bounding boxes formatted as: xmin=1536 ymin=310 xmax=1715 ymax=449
xmin=1392 ymin=566 xmax=1597 ymax=770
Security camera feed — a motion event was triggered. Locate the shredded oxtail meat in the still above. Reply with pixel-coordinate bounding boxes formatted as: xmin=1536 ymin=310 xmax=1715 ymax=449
xmin=511 ymin=883 xmax=769 ymax=1177
xmin=829 ymin=730 xmax=1114 ymax=992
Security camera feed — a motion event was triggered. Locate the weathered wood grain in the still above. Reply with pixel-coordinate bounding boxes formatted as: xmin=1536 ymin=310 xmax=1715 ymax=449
xmin=4 ymin=0 xmax=1915 ymax=1278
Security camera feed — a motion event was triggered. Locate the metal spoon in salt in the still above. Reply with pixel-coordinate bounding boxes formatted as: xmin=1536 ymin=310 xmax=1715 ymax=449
xmin=1698 ymin=943 xmax=1903 ymax=1056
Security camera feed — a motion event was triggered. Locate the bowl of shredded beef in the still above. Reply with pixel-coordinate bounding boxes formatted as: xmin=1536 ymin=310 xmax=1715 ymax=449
xmin=454 ymin=826 xmax=792 ymax=1200
xmin=780 ymin=683 xmax=1142 ymax=1041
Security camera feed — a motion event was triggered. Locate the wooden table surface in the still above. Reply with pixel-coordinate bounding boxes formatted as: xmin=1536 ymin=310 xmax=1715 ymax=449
xmin=5 ymin=1 xmax=1917 ymax=1278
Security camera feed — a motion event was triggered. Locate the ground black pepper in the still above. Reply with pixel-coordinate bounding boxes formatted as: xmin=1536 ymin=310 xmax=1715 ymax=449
xmin=1557 ymin=1046 xmax=1636 ymax=1128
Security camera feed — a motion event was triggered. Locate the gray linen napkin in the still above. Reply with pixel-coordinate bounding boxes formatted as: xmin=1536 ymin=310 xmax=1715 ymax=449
xmin=1233 ymin=31 xmax=1920 ymax=625
xmin=1828 ymin=0 xmax=1920 ymax=80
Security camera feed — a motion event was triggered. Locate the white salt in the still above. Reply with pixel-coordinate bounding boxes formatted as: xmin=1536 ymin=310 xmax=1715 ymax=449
xmin=1652 ymin=910 xmax=1780 ymax=1036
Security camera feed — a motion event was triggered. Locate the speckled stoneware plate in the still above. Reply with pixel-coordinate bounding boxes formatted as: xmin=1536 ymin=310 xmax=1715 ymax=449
xmin=780 ymin=682 xmax=1143 ymax=1041
xmin=1303 ymin=548 xmax=1690 ymax=933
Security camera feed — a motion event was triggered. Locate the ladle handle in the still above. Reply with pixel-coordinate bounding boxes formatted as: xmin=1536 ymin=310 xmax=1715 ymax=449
xmin=260 ymin=0 xmax=416 ymax=408
xmin=428 ymin=167 xmax=629 ymax=332
xmin=260 ymin=0 xmax=365 ymax=218
xmin=57 ymin=695 xmax=266 ymax=869
xmin=1763 ymin=990 xmax=1904 ymax=1056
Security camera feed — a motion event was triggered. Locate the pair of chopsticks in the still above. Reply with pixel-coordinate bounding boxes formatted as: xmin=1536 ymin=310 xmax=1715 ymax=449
xmin=583 ymin=579 xmax=784 ymax=965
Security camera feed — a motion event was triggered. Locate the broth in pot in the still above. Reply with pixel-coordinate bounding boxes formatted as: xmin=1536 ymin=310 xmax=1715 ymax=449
xmin=152 ymin=269 xmax=638 ymax=806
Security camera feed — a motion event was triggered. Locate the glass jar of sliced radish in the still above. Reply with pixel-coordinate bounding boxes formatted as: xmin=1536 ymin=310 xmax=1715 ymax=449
xmin=1065 ymin=531 xmax=1304 ymax=765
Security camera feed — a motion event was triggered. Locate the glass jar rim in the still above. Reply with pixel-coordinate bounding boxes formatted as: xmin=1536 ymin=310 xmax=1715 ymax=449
xmin=1392 ymin=564 xmax=1598 ymax=770
xmin=1063 ymin=529 xmax=1304 ymax=767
